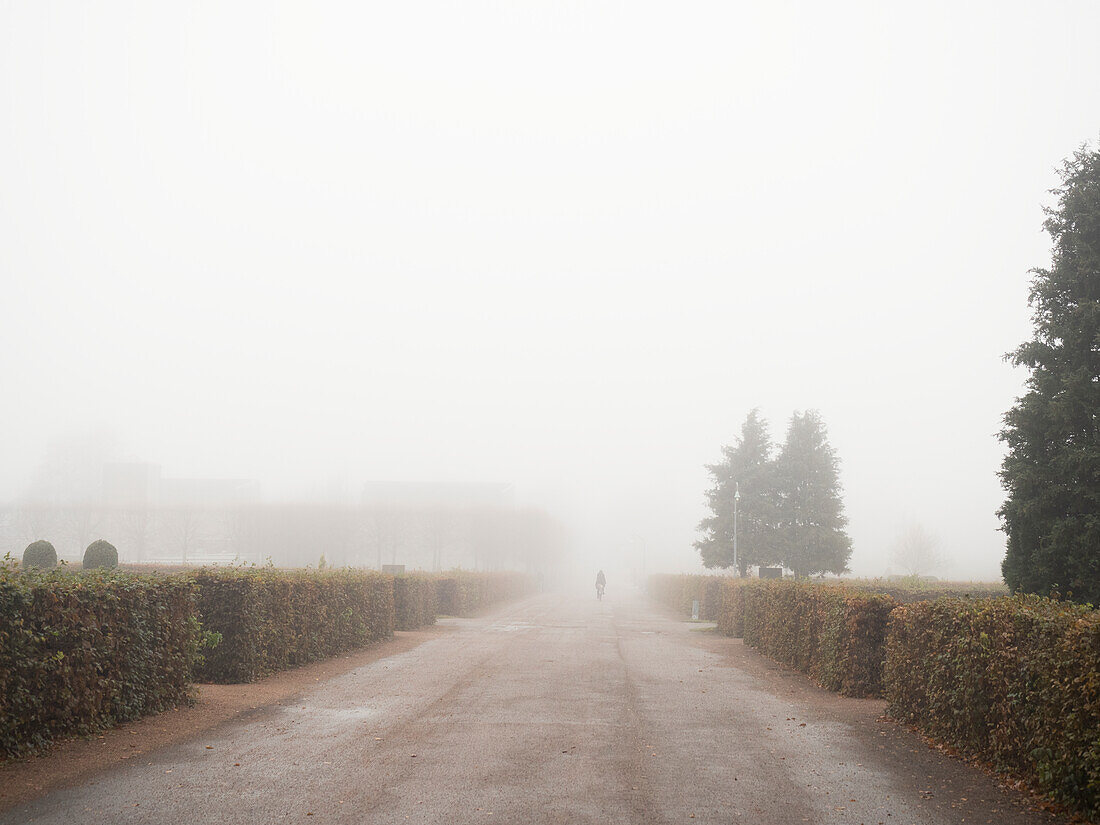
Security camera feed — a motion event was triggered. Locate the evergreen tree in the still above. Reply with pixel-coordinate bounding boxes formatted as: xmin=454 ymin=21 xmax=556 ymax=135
xmin=695 ymin=409 xmax=778 ymax=575
xmin=774 ymin=411 xmax=851 ymax=577
xmin=1000 ymin=143 xmax=1100 ymax=604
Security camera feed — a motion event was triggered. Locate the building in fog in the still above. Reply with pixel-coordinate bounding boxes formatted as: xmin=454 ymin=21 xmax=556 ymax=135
xmin=361 ymin=481 xmax=514 ymax=509
xmin=1 ymin=462 xmax=260 ymax=565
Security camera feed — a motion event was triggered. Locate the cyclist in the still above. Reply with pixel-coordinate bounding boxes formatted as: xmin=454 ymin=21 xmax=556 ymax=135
xmin=595 ymin=569 xmax=606 ymax=600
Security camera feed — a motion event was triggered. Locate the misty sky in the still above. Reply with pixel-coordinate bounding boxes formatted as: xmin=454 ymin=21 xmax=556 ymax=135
xmin=3 ymin=1 xmax=1100 ymax=580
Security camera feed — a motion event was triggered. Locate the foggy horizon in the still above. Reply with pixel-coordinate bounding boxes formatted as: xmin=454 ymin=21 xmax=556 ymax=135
xmin=5 ymin=1 xmax=1100 ymax=581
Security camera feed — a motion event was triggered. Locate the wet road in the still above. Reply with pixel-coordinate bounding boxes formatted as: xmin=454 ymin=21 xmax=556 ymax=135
xmin=2 ymin=590 xmax=1070 ymax=824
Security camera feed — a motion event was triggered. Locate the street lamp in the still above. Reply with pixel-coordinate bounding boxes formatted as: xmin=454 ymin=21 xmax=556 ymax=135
xmin=733 ymin=482 xmax=741 ymax=576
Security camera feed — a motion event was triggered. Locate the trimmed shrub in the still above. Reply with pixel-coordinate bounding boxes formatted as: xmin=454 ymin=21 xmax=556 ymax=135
xmin=394 ymin=575 xmax=438 ymax=630
xmin=83 ymin=539 xmax=118 ymax=570
xmin=716 ymin=579 xmax=747 ymax=637
xmin=433 ymin=572 xmax=532 ymax=617
xmin=22 ymin=540 xmax=57 ymax=569
xmin=0 ymin=567 xmax=201 ymax=759
xmin=742 ymin=580 xmax=896 ymax=697
xmin=191 ymin=568 xmax=394 ymax=683
xmin=648 ymin=574 xmax=728 ymax=620
xmin=885 ymin=596 xmax=1100 ymax=820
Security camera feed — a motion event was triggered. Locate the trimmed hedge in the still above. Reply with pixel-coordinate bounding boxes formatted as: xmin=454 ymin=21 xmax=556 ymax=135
xmin=648 ymin=574 xmax=726 ymax=621
xmin=192 ymin=568 xmax=394 ymax=683
xmin=885 ymin=596 xmax=1100 ymax=819
xmin=716 ymin=579 xmax=747 ymax=637
xmin=22 ymin=540 xmax=57 ymax=569
xmin=83 ymin=539 xmax=118 ymax=570
xmin=842 ymin=578 xmax=1008 ymax=604
xmin=434 ymin=572 xmax=533 ymax=617
xmin=1 ymin=564 xmax=536 ymax=760
xmin=394 ymin=575 xmax=438 ymax=631
xmin=742 ymin=580 xmax=896 ymax=697
xmin=0 ymin=567 xmax=201 ymax=759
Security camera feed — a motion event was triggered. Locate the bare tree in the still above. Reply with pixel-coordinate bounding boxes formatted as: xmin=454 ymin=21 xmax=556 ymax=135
xmin=160 ymin=506 xmax=203 ymax=564
xmin=891 ymin=524 xmax=944 ymax=578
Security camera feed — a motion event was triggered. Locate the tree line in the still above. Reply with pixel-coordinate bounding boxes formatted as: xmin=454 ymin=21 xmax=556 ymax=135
xmin=695 ymin=409 xmax=851 ymax=578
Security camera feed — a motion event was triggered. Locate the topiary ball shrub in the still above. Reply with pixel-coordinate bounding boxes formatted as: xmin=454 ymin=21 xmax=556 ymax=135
xmin=83 ymin=539 xmax=118 ymax=570
xmin=23 ymin=540 xmax=58 ymax=569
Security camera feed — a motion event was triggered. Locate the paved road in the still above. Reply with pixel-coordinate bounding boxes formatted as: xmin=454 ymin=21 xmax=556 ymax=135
xmin=2 ymin=591 xmax=1071 ymax=825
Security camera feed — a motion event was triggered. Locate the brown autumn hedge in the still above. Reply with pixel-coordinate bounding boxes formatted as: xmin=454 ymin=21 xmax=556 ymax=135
xmin=192 ymin=568 xmax=394 ymax=683
xmin=394 ymin=574 xmax=438 ymax=630
xmin=716 ymin=578 xmax=748 ymax=637
xmin=0 ymin=566 xmax=201 ymax=759
xmin=648 ymin=574 xmax=726 ymax=621
xmin=434 ymin=571 xmax=532 ymax=617
xmin=742 ymin=580 xmax=896 ymax=697
xmin=885 ymin=595 xmax=1100 ymax=820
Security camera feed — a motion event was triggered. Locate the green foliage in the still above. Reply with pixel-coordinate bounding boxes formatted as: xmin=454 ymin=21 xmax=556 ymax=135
xmin=191 ymin=568 xmax=394 ymax=683
xmin=82 ymin=539 xmax=118 ymax=570
xmin=1000 ymin=143 xmax=1100 ymax=605
xmin=774 ymin=412 xmax=852 ymax=577
xmin=22 ymin=540 xmax=57 ymax=569
xmin=0 ymin=567 xmax=201 ymax=759
xmin=695 ymin=409 xmax=850 ymax=577
xmin=695 ymin=410 xmax=778 ymax=575
xmin=394 ymin=574 xmax=438 ymax=630
xmin=741 ymin=580 xmax=895 ymax=697
xmin=433 ymin=572 xmax=533 ymax=617
xmin=885 ymin=596 xmax=1100 ymax=819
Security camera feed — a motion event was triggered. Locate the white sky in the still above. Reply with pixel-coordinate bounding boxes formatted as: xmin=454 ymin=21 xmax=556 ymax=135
xmin=3 ymin=1 xmax=1099 ymax=579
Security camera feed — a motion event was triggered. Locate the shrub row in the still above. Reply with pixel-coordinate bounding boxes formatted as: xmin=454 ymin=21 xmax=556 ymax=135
xmin=741 ymin=580 xmax=896 ymax=697
xmin=192 ymin=568 xmax=394 ymax=683
xmin=715 ymin=579 xmax=747 ymax=637
xmin=0 ymin=566 xmax=201 ymax=759
xmin=434 ymin=571 xmax=533 ymax=617
xmin=886 ymin=596 xmax=1100 ymax=820
xmin=394 ymin=574 xmax=438 ymax=631
xmin=653 ymin=573 xmax=1099 ymax=819
xmin=1 ymin=565 xmax=535 ymax=761
xmin=648 ymin=573 xmax=726 ymax=621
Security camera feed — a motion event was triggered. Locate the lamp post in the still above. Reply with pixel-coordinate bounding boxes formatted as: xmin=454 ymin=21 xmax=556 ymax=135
xmin=733 ymin=482 xmax=741 ymax=576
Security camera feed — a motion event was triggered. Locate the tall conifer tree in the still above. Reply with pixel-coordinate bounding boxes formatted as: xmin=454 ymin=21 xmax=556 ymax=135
xmin=1000 ymin=143 xmax=1100 ymax=604
xmin=774 ymin=411 xmax=851 ymax=577
xmin=695 ymin=409 xmax=777 ymax=576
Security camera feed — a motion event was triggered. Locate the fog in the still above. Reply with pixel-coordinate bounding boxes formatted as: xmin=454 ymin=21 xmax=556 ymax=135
xmin=3 ymin=1 xmax=1099 ymax=582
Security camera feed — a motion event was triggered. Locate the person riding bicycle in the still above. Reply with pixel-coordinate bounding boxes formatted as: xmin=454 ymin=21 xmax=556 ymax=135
xmin=595 ymin=569 xmax=606 ymax=599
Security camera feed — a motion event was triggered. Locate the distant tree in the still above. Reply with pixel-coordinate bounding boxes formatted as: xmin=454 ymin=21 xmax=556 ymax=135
xmin=1000 ymin=142 xmax=1100 ymax=604
xmin=695 ymin=409 xmax=778 ymax=576
xmin=159 ymin=506 xmax=202 ymax=565
xmin=774 ymin=411 xmax=851 ymax=577
xmin=890 ymin=524 xmax=943 ymax=578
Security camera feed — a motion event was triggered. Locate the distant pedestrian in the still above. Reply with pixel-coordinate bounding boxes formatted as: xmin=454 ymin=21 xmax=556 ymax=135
xmin=595 ymin=569 xmax=606 ymax=600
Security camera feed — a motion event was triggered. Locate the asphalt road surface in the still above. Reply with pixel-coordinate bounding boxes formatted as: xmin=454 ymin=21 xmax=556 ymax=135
xmin=1 ymin=590 xmax=1073 ymax=825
